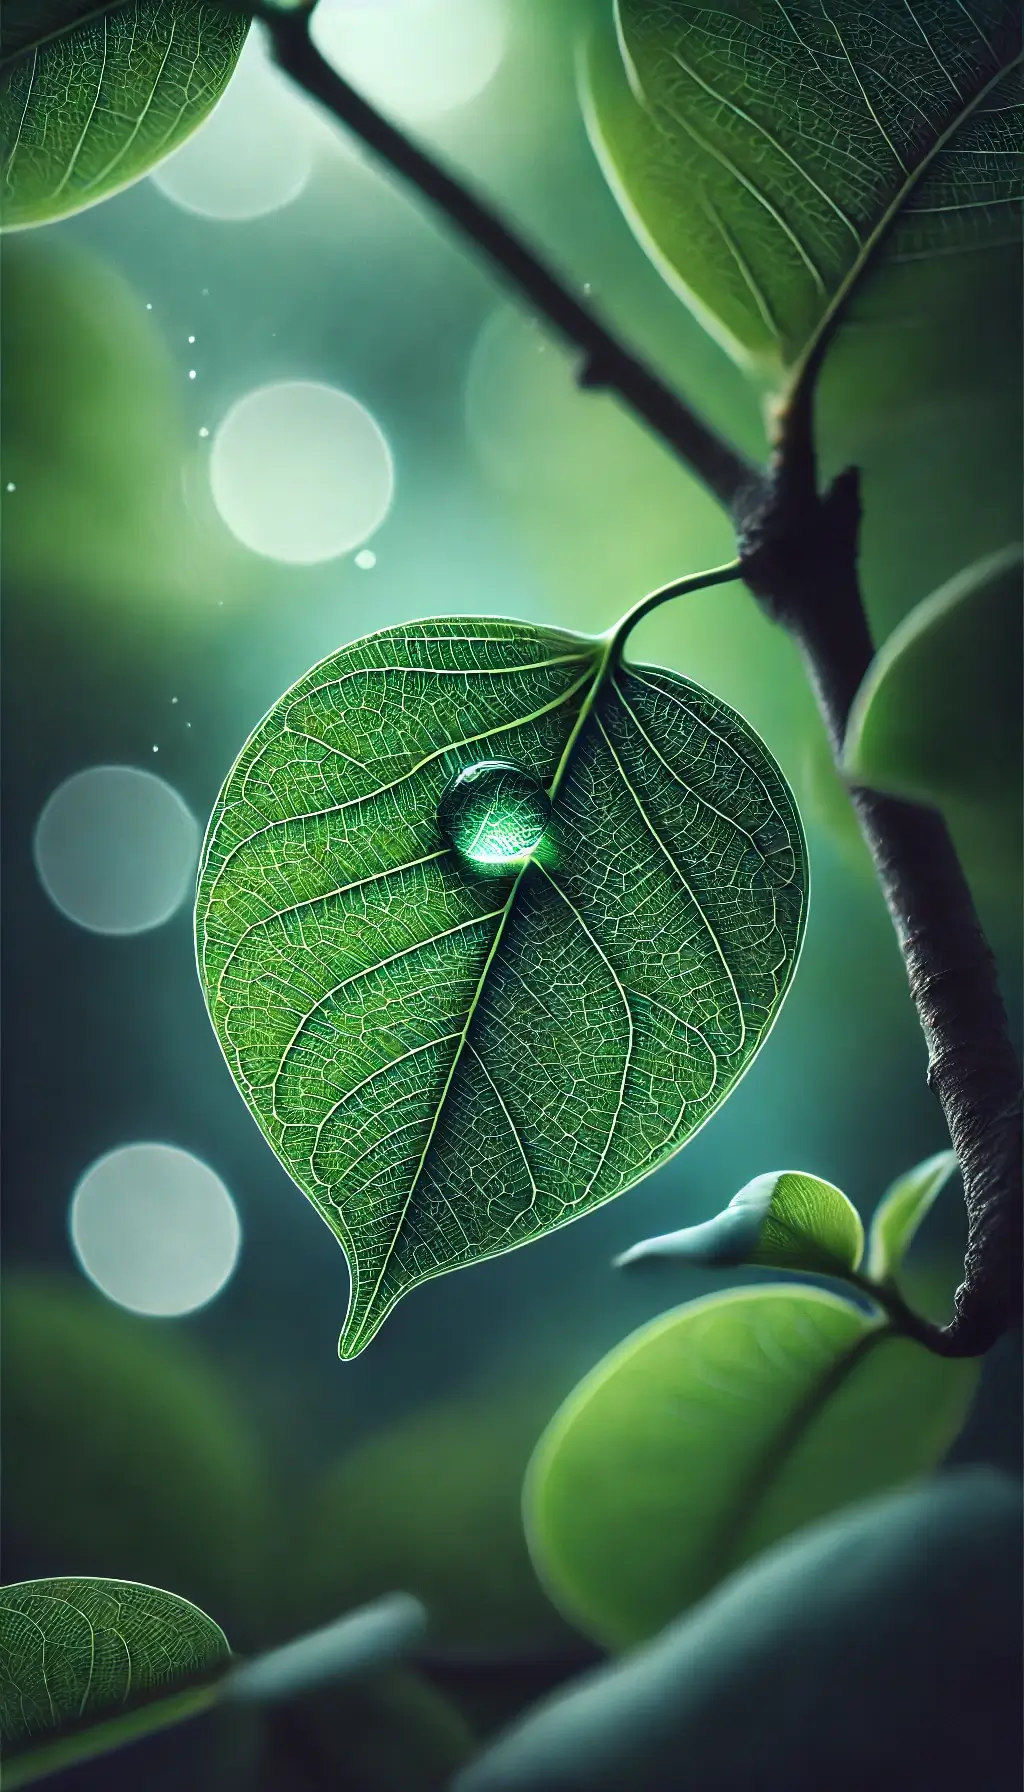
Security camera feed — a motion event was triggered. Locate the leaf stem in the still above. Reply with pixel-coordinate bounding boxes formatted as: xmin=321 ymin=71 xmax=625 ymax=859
xmin=842 ymin=1270 xmax=947 ymax=1353
xmin=607 ymin=559 xmax=743 ymax=657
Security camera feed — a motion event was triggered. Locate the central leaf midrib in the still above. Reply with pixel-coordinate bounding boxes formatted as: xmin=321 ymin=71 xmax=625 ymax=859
xmin=705 ymin=1317 xmax=887 ymax=1594
xmin=348 ymin=636 xmax=613 ymax=1345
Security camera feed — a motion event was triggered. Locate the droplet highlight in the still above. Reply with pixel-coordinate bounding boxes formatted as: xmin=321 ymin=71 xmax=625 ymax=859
xmin=437 ymin=759 xmax=551 ymax=865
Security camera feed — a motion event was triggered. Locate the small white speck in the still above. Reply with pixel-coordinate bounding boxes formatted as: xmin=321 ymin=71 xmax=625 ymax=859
xmin=198 ymin=427 xmax=209 ymax=438
xmin=186 ymin=722 xmax=192 ymax=730
xmin=217 ymin=600 xmax=224 ymax=607
xmin=188 ymin=334 xmax=195 ymax=344
xmin=201 ymin=288 xmax=209 ymax=297
xmin=171 ymin=697 xmax=179 ymax=705
xmin=146 ymin=303 xmax=153 ymax=310
xmin=5 ymin=482 xmax=15 ymax=493
xmin=355 ymin=548 xmax=376 ymax=570
xmin=188 ymin=370 xmax=197 ymax=381
xmin=152 ymin=745 xmax=159 ymax=753
xmin=583 ymin=282 xmax=592 ymax=293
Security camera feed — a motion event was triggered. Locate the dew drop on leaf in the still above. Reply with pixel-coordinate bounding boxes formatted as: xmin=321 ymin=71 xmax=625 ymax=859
xmin=437 ymin=759 xmax=551 ymax=865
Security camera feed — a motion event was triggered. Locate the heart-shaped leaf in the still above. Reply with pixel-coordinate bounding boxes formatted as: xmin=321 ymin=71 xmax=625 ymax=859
xmin=196 ymin=618 xmax=806 ymax=1357
xmin=0 ymin=1576 xmax=230 ymax=1785
xmin=615 ymin=1169 xmax=863 ymax=1277
xmin=867 ymin=1150 xmax=959 ymax=1284
xmin=844 ymin=545 xmax=1023 ymax=815
xmin=0 ymin=1 xmax=248 ymax=229
xmin=458 ymin=1470 xmax=1023 ymax=1792
xmin=525 ymin=1285 xmax=977 ymax=1646
xmin=584 ymin=1 xmax=1023 ymax=373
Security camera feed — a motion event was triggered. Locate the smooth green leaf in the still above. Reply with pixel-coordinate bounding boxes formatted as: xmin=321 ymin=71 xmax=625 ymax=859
xmin=616 ymin=1168 xmax=863 ymax=1276
xmin=525 ymin=1285 xmax=977 ymax=1647
xmin=844 ymin=545 xmax=1023 ymax=814
xmin=0 ymin=0 xmax=248 ymax=229
xmin=196 ymin=618 xmax=806 ymax=1358
xmin=867 ymin=1150 xmax=959 ymax=1283
xmin=584 ymin=1 xmax=1023 ymax=373
xmin=0 ymin=1576 xmax=229 ymax=1788
xmin=459 ymin=1470 xmax=1023 ymax=1792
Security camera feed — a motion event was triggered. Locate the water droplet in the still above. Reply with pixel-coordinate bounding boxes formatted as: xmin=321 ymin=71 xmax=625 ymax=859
xmin=355 ymin=548 xmax=376 ymax=570
xmin=188 ymin=369 xmax=197 ymax=380
xmin=199 ymin=426 xmax=210 ymax=438
xmin=437 ymin=760 xmax=551 ymax=866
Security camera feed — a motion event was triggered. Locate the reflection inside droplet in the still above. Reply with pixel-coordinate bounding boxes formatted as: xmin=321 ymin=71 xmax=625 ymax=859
xmin=437 ymin=759 xmax=551 ymax=864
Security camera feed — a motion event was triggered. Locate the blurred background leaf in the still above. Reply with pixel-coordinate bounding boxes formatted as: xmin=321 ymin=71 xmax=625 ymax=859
xmin=1 ymin=1277 xmax=271 ymax=1644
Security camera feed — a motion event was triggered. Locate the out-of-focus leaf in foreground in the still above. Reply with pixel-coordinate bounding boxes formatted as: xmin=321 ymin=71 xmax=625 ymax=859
xmin=196 ymin=618 xmax=806 ymax=1357
xmin=458 ymin=1470 xmax=1023 ymax=1791
xmin=526 ymin=1285 xmax=977 ymax=1646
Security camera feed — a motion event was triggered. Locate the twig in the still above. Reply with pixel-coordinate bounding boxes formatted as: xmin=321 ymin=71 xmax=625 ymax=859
xmin=254 ymin=4 xmax=1019 ymax=1353
xmin=258 ymin=4 xmax=755 ymax=513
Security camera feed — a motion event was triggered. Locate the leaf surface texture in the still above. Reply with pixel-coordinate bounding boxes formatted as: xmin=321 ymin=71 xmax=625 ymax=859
xmin=196 ymin=618 xmax=806 ymax=1356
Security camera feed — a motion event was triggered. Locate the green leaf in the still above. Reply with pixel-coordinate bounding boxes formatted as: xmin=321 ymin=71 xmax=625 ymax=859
xmin=525 ymin=1285 xmax=977 ymax=1647
xmin=844 ymin=545 xmax=1023 ymax=816
xmin=615 ymin=1168 xmax=864 ymax=1276
xmin=1 ymin=0 xmax=248 ymax=229
xmin=0 ymin=1575 xmax=230 ymax=1789
xmin=458 ymin=1470 xmax=1023 ymax=1792
xmin=867 ymin=1150 xmax=959 ymax=1284
xmin=584 ymin=1 xmax=1023 ymax=374
xmin=196 ymin=618 xmax=806 ymax=1358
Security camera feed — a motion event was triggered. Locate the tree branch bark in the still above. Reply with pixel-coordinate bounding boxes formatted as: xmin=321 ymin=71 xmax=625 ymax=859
xmin=260 ymin=5 xmax=1021 ymax=1355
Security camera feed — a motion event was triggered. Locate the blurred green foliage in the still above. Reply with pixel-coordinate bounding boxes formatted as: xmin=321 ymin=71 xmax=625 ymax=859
xmin=2 ymin=1278 xmax=270 ymax=1641
xmin=296 ymin=1391 xmax=576 ymax=1652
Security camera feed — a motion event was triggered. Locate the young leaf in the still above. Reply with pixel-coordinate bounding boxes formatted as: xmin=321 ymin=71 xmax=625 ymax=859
xmin=196 ymin=618 xmax=806 ymax=1358
xmin=0 ymin=1576 xmax=230 ymax=1787
xmin=615 ymin=1169 xmax=863 ymax=1277
xmin=867 ymin=1150 xmax=959 ymax=1284
xmin=0 ymin=1 xmax=248 ymax=229
xmin=843 ymin=546 xmax=1023 ymax=816
xmin=459 ymin=1471 xmax=1023 ymax=1792
xmin=583 ymin=1 xmax=1023 ymax=373
xmin=525 ymin=1286 xmax=977 ymax=1647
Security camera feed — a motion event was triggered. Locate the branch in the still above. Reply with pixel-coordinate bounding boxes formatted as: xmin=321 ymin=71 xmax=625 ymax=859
xmin=739 ymin=463 xmax=1022 ymax=1356
xmin=259 ymin=5 xmax=755 ymax=513
xmin=257 ymin=3 xmax=1020 ymax=1354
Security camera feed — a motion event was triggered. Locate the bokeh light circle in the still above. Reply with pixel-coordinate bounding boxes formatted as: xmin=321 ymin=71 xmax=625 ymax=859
xmin=34 ymin=767 xmax=199 ymax=936
xmin=312 ymin=0 xmax=507 ymax=124
xmin=150 ymin=31 xmax=316 ymax=221
xmin=70 ymin=1144 xmax=241 ymax=1317
xmin=210 ymin=381 xmax=394 ymax=563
